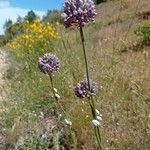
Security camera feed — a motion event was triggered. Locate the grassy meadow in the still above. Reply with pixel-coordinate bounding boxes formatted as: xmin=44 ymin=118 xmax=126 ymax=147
xmin=0 ymin=0 xmax=150 ymax=149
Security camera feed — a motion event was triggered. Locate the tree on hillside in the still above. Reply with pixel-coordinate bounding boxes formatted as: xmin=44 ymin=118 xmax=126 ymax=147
xmin=3 ymin=19 xmax=13 ymax=41
xmin=3 ymin=18 xmax=24 ymax=42
xmin=42 ymin=10 xmax=62 ymax=23
xmin=24 ymin=10 xmax=38 ymax=22
xmin=3 ymin=19 xmax=13 ymax=30
xmin=16 ymin=16 xmax=23 ymax=23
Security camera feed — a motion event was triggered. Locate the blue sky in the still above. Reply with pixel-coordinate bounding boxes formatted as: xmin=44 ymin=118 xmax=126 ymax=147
xmin=0 ymin=0 xmax=63 ymax=34
xmin=9 ymin=0 xmax=63 ymax=11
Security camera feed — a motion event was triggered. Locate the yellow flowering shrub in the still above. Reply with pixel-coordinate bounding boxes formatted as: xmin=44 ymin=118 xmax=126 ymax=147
xmin=8 ymin=20 xmax=59 ymax=58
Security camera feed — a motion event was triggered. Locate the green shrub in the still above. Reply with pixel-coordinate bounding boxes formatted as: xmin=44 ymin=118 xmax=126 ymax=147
xmin=42 ymin=10 xmax=62 ymax=24
xmin=135 ymin=21 xmax=150 ymax=45
xmin=0 ymin=35 xmax=5 ymax=46
xmin=19 ymin=133 xmax=46 ymax=150
xmin=95 ymin=0 xmax=106 ymax=4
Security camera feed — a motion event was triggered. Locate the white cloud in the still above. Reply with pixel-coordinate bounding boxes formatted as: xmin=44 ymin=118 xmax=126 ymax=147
xmin=0 ymin=0 xmax=10 ymax=8
xmin=0 ymin=0 xmax=45 ymax=35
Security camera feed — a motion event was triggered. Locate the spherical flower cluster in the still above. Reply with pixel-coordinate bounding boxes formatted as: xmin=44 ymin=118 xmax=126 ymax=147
xmin=38 ymin=53 xmax=60 ymax=75
xmin=61 ymin=0 xmax=97 ymax=28
xmin=74 ymin=79 xmax=98 ymax=98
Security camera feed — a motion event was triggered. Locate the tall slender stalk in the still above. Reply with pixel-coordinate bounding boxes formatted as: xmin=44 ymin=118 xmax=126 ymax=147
xmin=79 ymin=26 xmax=102 ymax=150
xmin=49 ymin=74 xmax=68 ymax=117
xmin=49 ymin=74 xmax=77 ymax=148
xmin=79 ymin=27 xmax=91 ymax=90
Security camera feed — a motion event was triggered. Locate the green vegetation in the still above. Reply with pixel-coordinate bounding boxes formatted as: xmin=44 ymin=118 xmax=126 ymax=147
xmin=0 ymin=35 xmax=5 ymax=46
xmin=24 ymin=10 xmax=38 ymax=23
xmin=135 ymin=21 xmax=150 ymax=45
xmin=42 ymin=10 xmax=62 ymax=24
xmin=95 ymin=0 xmax=106 ymax=4
xmin=2 ymin=10 xmax=61 ymax=45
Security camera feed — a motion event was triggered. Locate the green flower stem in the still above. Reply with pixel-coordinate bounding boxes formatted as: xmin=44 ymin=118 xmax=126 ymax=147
xmin=49 ymin=74 xmax=67 ymax=117
xmin=79 ymin=26 xmax=102 ymax=150
xmin=49 ymin=74 xmax=77 ymax=147
xmin=90 ymin=100 xmax=102 ymax=150
xmin=79 ymin=27 xmax=91 ymax=90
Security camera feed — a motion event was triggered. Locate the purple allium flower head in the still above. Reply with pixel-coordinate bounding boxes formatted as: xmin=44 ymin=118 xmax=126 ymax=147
xmin=38 ymin=53 xmax=60 ymax=75
xmin=61 ymin=0 xmax=97 ymax=28
xmin=74 ymin=79 xmax=98 ymax=98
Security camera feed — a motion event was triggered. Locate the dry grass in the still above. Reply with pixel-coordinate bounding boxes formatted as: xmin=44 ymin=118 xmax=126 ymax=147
xmin=56 ymin=0 xmax=150 ymax=149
